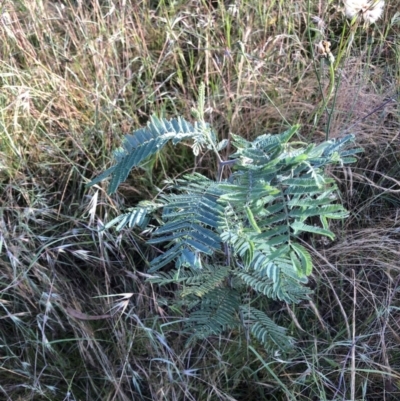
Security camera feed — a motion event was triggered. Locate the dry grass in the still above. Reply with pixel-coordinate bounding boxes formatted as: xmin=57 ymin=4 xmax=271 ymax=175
xmin=1 ymin=0 xmax=400 ymax=400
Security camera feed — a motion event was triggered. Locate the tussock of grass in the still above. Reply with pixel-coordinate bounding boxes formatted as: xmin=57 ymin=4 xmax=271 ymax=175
xmin=1 ymin=0 xmax=400 ymax=400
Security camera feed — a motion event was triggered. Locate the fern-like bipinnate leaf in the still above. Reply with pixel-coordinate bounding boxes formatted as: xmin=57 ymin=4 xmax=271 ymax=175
xmin=180 ymin=265 xmax=230 ymax=298
xmin=148 ymin=174 xmax=225 ymax=272
xmin=88 ymin=111 xmax=361 ymax=353
xmin=87 ymin=116 xmax=215 ymax=194
xmin=149 ymin=264 xmax=230 ymax=298
xmin=241 ymin=306 xmax=293 ymax=352
xmin=185 ymin=287 xmax=241 ymax=344
xmin=218 ymin=131 xmax=359 ymax=279
xmin=102 ymin=200 xmax=161 ymax=231
xmin=236 ymin=264 xmax=312 ymax=304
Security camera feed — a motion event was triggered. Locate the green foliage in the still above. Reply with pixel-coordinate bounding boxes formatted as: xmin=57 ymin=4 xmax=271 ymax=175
xmin=241 ymin=306 xmax=293 ymax=352
xmin=88 ymin=95 xmax=361 ymax=351
xmin=87 ymin=115 xmax=215 ymax=194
